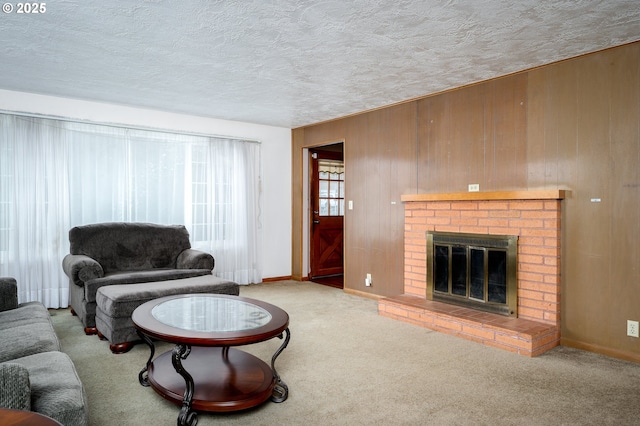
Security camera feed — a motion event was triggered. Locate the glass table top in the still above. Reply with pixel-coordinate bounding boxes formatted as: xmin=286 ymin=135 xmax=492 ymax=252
xmin=151 ymin=295 xmax=272 ymax=333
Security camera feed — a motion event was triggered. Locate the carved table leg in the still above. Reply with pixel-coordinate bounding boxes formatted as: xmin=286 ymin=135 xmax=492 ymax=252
xmin=137 ymin=331 xmax=155 ymax=387
xmin=172 ymin=344 xmax=197 ymax=426
xmin=270 ymin=328 xmax=291 ymax=403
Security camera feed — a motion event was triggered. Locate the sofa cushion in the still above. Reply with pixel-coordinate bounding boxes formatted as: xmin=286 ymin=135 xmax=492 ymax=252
xmin=11 ymin=351 xmax=88 ymax=426
xmin=0 ymin=304 xmax=60 ymax=363
xmin=84 ymin=269 xmax=213 ymax=303
xmin=0 ymin=362 xmax=31 ymax=410
xmin=0 ymin=323 xmax=61 ymax=363
xmin=69 ymin=222 xmax=192 ymax=273
xmin=0 ymin=302 xmax=52 ymax=331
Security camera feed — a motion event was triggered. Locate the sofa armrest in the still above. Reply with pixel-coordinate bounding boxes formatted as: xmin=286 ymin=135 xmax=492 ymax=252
xmin=176 ymin=249 xmax=214 ymax=271
xmin=62 ymin=254 xmax=104 ymax=286
xmin=0 ymin=277 xmax=18 ymax=312
xmin=0 ymin=362 xmax=31 ymax=411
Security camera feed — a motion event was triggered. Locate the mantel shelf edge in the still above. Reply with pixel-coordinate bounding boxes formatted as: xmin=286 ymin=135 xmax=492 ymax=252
xmin=401 ymin=190 xmax=566 ymax=202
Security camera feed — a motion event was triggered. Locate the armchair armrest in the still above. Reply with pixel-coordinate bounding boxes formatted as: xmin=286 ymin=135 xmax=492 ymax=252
xmin=176 ymin=249 xmax=214 ymax=271
xmin=62 ymin=254 xmax=104 ymax=286
xmin=0 ymin=362 xmax=31 ymax=411
xmin=0 ymin=277 xmax=18 ymax=312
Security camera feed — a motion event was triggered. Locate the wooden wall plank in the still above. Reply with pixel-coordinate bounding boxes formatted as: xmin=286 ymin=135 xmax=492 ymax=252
xmin=417 ymin=94 xmax=451 ymax=192
xmin=554 ymin=61 xmax=578 ymax=188
xmin=568 ymin=51 xmax=613 ymax=343
xmin=484 ymin=81 xmax=497 ymax=190
xmin=608 ymin=45 xmax=640 ymax=352
xmin=491 ymin=76 xmax=528 ymax=189
xmin=526 ymin=67 xmax=548 ymax=187
xmin=452 ymin=84 xmax=485 ymax=191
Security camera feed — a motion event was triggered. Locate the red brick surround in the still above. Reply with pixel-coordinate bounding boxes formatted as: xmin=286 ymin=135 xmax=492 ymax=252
xmin=379 ymin=191 xmax=564 ymax=356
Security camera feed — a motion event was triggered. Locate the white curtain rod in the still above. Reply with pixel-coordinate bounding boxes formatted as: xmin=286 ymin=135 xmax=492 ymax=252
xmin=0 ymin=109 xmax=261 ymax=144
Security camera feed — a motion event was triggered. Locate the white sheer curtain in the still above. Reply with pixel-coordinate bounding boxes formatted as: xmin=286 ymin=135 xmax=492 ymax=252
xmin=0 ymin=113 xmax=262 ymax=308
xmin=1 ymin=115 xmax=71 ymax=308
xmin=198 ymin=139 xmax=262 ymax=284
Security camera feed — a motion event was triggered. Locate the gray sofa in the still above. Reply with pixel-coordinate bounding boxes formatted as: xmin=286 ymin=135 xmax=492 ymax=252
xmin=0 ymin=277 xmax=88 ymax=425
xmin=62 ymin=222 xmax=215 ymax=334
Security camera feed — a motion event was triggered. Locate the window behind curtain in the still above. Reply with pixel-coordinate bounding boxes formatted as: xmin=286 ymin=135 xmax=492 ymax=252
xmin=0 ymin=113 xmax=262 ymax=307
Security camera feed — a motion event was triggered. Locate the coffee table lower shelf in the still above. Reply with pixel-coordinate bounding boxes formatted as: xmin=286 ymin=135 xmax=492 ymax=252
xmin=148 ymin=346 xmax=276 ymax=412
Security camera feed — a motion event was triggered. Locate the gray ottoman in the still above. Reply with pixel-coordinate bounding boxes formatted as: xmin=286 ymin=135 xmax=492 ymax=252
xmin=95 ymin=275 xmax=239 ymax=353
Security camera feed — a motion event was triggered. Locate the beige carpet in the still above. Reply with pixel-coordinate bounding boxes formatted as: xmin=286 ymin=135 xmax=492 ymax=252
xmin=50 ymin=280 xmax=640 ymax=425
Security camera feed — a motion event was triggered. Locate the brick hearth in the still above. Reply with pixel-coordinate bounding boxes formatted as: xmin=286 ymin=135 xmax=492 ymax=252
xmin=378 ymin=190 xmax=565 ymax=357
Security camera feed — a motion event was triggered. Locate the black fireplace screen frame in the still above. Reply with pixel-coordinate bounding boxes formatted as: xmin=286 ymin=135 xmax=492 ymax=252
xmin=426 ymin=231 xmax=518 ymax=317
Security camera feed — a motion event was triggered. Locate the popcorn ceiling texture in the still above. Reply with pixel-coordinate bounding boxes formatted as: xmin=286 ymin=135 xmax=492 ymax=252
xmin=0 ymin=0 xmax=638 ymax=127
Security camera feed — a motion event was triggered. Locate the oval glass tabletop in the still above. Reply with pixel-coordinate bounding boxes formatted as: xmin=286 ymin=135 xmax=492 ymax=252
xmin=151 ymin=295 xmax=273 ymax=333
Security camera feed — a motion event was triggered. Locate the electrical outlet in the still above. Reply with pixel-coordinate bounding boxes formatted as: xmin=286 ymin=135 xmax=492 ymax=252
xmin=468 ymin=184 xmax=479 ymax=192
xmin=365 ymin=273 xmax=372 ymax=287
xmin=627 ymin=320 xmax=639 ymax=338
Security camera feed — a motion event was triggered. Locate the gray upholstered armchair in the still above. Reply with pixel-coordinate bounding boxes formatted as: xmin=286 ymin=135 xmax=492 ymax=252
xmin=62 ymin=222 xmax=214 ymax=334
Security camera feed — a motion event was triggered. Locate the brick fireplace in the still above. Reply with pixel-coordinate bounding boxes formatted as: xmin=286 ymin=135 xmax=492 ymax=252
xmin=378 ymin=190 xmax=565 ymax=357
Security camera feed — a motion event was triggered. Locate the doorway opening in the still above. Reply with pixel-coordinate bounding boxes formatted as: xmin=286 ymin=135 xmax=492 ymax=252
xmin=309 ymin=143 xmax=344 ymax=289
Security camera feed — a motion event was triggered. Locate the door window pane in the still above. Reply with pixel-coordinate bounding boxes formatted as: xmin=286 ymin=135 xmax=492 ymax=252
xmin=319 ymin=199 xmax=329 ymax=216
xmin=319 ymin=181 xmax=329 ymax=197
xmin=329 ymin=199 xmax=339 ymax=216
xmin=317 ymin=160 xmax=344 ymax=217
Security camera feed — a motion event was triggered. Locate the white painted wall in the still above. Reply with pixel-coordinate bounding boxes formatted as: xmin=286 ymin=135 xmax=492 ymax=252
xmin=0 ymin=89 xmax=292 ymax=280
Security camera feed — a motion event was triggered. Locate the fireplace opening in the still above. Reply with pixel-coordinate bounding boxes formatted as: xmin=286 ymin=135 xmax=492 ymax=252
xmin=426 ymin=231 xmax=518 ymax=317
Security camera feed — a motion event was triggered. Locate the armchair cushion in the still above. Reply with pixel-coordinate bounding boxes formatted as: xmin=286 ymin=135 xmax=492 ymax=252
xmin=0 ymin=362 xmax=31 ymax=411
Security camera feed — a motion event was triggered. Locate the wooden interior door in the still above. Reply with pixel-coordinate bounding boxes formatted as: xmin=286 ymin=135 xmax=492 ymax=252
xmin=310 ymin=149 xmax=344 ymax=279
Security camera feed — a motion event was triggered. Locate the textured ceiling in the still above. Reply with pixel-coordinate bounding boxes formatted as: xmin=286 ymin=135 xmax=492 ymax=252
xmin=1 ymin=0 xmax=639 ymax=128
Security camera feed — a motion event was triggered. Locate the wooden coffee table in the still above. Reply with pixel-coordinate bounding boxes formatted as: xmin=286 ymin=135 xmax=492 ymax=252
xmin=132 ymin=293 xmax=290 ymax=426
xmin=0 ymin=408 xmax=62 ymax=426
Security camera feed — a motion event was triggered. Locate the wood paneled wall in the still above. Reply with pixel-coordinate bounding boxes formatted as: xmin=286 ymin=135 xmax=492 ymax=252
xmin=292 ymin=42 xmax=640 ymax=362
xmin=417 ymin=75 xmax=528 ymax=192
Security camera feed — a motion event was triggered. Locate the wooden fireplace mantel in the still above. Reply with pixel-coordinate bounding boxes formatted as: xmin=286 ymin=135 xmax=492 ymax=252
xmin=401 ymin=190 xmax=566 ymax=202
